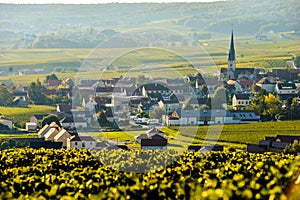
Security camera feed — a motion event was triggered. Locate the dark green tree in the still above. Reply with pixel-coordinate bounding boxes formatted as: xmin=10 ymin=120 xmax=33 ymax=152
xmin=0 ymin=86 xmax=13 ymax=106
xmin=41 ymin=114 xmax=61 ymax=127
xmin=45 ymin=73 xmax=59 ymax=81
xmin=295 ymin=56 xmax=300 ymax=68
xmin=201 ymin=84 xmax=208 ymax=97
xmin=28 ymin=79 xmax=48 ymax=105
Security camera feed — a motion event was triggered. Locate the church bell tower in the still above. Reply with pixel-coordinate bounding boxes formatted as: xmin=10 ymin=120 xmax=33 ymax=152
xmin=228 ymin=30 xmax=236 ymax=72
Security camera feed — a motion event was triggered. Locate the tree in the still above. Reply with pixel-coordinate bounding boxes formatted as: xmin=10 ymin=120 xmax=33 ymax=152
xmin=201 ymin=84 xmax=208 ymax=97
xmin=0 ymin=123 xmax=10 ymax=130
xmin=150 ymin=107 xmax=166 ymax=119
xmin=211 ymin=87 xmax=227 ymax=109
xmin=0 ymin=86 xmax=13 ymax=106
xmin=41 ymin=114 xmax=61 ymax=127
xmin=97 ymin=110 xmax=110 ymax=127
xmin=137 ymin=111 xmax=149 ymax=118
xmin=263 ymin=93 xmax=282 ymax=120
xmin=295 ymin=56 xmax=300 ymax=69
xmin=46 ymin=73 xmax=59 ymax=81
xmin=136 ymin=75 xmax=146 ymax=86
xmin=28 ymin=79 xmax=48 ymax=105
xmin=250 ymin=91 xmax=282 ymax=121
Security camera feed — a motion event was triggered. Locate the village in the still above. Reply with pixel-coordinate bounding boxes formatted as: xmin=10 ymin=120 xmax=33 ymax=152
xmin=0 ymin=31 xmax=300 ymax=153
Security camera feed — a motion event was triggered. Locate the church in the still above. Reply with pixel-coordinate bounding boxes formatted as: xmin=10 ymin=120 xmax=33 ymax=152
xmin=220 ymin=30 xmax=255 ymax=80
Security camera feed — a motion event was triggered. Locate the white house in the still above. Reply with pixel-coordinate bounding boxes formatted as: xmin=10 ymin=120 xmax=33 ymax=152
xmin=26 ymin=122 xmax=37 ymax=131
xmin=60 ymin=117 xmax=88 ymax=129
xmin=256 ymin=77 xmax=276 ymax=93
xmin=232 ymin=94 xmax=251 ymax=110
xmin=44 ymin=127 xmax=60 ymax=141
xmin=82 ymin=97 xmax=98 ymax=112
xmin=67 ymin=135 xmax=97 ymax=150
xmin=275 ymin=82 xmax=296 ymax=94
xmin=54 ymin=129 xmax=72 ymax=147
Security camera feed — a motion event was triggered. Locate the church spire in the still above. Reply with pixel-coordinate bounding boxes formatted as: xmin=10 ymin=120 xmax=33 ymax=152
xmin=228 ymin=30 xmax=235 ymax=61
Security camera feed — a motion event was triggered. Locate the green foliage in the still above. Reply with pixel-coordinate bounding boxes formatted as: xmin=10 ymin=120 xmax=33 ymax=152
xmin=250 ymin=89 xmax=282 ymax=121
xmin=295 ymin=56 xmax=300 ymax=68
xmin=0 ymin=123 xmax=10 ymax=130
xmin=41 ymin=114 xmax=61 ymax=128
xmin=0 ymin=148 xmax=299 ymax=199
xmin=137 ymin=111 xmax=149 ymax=118
xmin=149 ymin=107 xmax=165 ymax=119
xmin=28 ymin=79 xmax=49 ymax=105
xmin=45 ymin=73 xmax=59 ymax=81
xmin=0 ymin=86 xmax=13 ymax=106
xmin=211 ymin=87 xmax=227 ymax=109
xmin=96 ymin=110 xmax=119 ymax=130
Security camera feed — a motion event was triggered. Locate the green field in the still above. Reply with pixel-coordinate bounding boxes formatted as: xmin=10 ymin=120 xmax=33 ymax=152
xmin=0 ymin=34 xmax=299 ymax=85
xmin=0 ymin=105 xmax=56 ymax=124
xmin=84 ymin=121 xmax=300 ymax=150
xmin=0 ymin=148 xmax=299 ymax=199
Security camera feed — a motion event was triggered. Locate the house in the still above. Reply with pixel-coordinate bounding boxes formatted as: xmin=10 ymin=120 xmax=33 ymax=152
xmin=226 ymin=80 xmax=243 ymax=93
xmin=12 ymin=91 xmax=28 ymax=103
xmin=238 ymin=80 xmax=254 ymax=93
xmin=146 ymin=127 xmax=164 ymax=137
xmin=134 ymin=134 xmax=149 ymax=144
xmin=199 ymin=79 xmax=223 ymax=94
xmin=275 ymin=82 xmax=297 ymax=94
xmin=268 ymin=69 xmax=300 ymax=82
xmin=95 ymin=141 xmax=111 ymax=150
xmin=38 ymin=122 xmax=61 ymax=138
xmin=247 ymin=144 xmax=268 ymax=153
xmin=44 ymin=127 xmax=60 ymax=141
xmin=71 ymin=110 xmax=93 ymax=125
xmin=54 ymin=129 xmax=72 ymax=147
xmin=141 ymin=134 xmax=168 ymax=150
xmin=67 ymin=135 xmax=97 ymax=150
xmin=232 ymin=94 xmax=251 ymax=110
xmin=30 ymin=114 xmax=48 ymax=127
xmin=95 ymin=87 xmax=123 ymax=97
xmin=255 ymin=77 xmax=277 ymax=93
xmin=60 ymin=116 xmax=88 ymax=129
xmin=182 ymin=97 xmax=207 ymax=110
xmin=158 ymin=94 xmax=180 ymax=113
xmin=231 ymin=110 xmax=260 ymax=122
xmin=57 ymin=103 xmax=72 ymax=113
xmin=0 ymin=117 xmax=13 ymax=129
xmin=248 ymin=135 xmax=300 ymax=153
xmin=82 ymin=97 xmax=98 ymax=111
xmin=170 ymin=109 xmax=234 ymax=126
xmin=142 ymin=83 xmax=170 ymax=97
xmin=25 ymin=122 xmax=37 ymax=131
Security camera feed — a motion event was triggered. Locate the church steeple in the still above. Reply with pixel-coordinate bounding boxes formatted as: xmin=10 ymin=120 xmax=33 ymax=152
xmin=227 ymin=29 xmax=236 ymax=75
xmin=228 ymin=30 xmax=235 ymax=61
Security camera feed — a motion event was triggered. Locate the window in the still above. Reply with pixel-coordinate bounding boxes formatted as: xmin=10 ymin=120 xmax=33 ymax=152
xmin=82 ymin=142 xmax=85 ymax=148
xmin=75 ymin=142 xmax=78 ymax=146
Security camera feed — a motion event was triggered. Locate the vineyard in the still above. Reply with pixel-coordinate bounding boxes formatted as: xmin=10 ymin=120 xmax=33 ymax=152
xmin=0 ymin=148 xmax=300 ymax=199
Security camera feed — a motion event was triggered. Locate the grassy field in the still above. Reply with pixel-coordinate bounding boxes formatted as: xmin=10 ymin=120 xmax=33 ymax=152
xmin=0 ymin=34 xmax=299 ymax=85
xmin=83 ymin=121 xmax=300 ymax=150
xmin=0 ymin=105 xmax=56 ymax=124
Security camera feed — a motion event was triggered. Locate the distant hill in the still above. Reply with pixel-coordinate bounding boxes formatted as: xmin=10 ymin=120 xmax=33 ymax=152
xmin=0 ymin=0 xmax=299 ymax=48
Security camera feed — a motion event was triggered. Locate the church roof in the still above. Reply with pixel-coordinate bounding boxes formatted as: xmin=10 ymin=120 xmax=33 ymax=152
xmin=228 ymin=30 xmax=236 ymax=61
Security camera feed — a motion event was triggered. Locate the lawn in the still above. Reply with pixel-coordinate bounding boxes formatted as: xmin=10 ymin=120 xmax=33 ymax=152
xmin=0 ymin=105 xmax=56 ymax=124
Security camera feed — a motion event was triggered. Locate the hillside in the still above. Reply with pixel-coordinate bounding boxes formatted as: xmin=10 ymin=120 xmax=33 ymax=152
xmin=0 ymin=0 xmax=299 ymax=49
